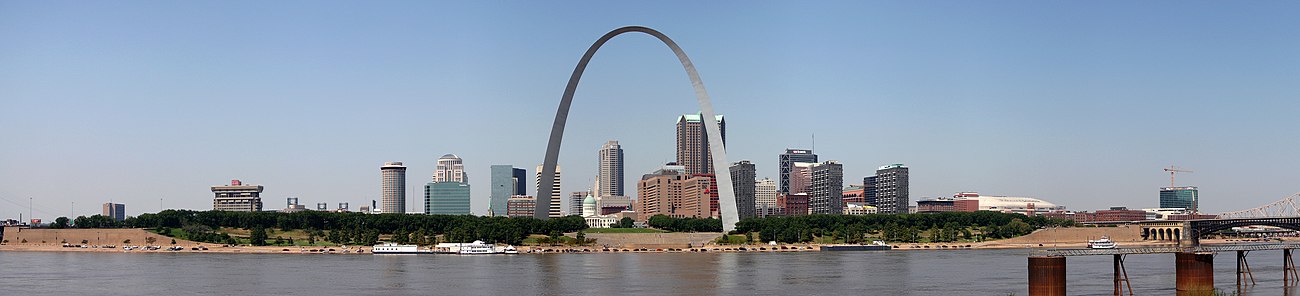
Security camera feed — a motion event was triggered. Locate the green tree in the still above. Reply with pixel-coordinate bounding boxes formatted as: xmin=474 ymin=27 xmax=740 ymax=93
xmin=250 ymin=226 xmax=268 ymax=246
xmin=52 ymin=217 xmax=70 ymax=229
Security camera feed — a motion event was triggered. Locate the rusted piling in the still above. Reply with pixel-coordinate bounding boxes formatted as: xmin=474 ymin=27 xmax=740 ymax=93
xmin=1175 ymin=252 xmax=1214 ymax=293
xmin=1028 ymin=256 xmax=1067 ymax=296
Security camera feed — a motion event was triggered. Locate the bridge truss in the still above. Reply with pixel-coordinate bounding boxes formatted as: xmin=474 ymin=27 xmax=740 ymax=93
xmin=1218 ymin=192 xmax=1300 ymax=219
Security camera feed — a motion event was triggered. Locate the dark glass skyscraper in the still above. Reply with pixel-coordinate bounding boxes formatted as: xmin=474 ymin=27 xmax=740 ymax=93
xmin=1160 ymin=186 xmax=1199 ymax=213
xmin=512 ymin=168 xmax=527 ymax=195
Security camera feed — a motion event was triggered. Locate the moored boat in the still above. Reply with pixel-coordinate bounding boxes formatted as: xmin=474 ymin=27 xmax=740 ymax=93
xmin=433 ymin=240 xmax=518 ymax=255
xmin=1088 ymin=236 xmax=1117 ymax=249
xmin=372 ymin=243 xmax=433 ymax=254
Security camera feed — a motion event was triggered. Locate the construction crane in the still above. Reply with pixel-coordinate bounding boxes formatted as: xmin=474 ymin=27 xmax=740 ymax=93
xmin=1163 ymin=166 xmax=1193 ymax=187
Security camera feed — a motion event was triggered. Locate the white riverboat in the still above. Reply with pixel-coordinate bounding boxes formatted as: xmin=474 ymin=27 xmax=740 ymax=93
xmin=434 ymin=240 xmax=518 ymax=255
xmin=1088 ymin=236 xmax=1117 ymax=249
xmin=372 ymin=243 xmax=432 ymax=254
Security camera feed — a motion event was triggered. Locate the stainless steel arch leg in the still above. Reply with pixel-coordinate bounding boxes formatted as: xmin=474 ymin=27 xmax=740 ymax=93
xmin=536 ymin=26 xmax=739 ymax=232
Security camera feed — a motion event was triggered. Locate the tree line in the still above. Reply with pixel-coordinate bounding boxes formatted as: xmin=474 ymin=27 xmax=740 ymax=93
xmin=735 ymin=211 xmax=1074 ymax=244
xmin=48 ymin=210 xmax=589 ymax=246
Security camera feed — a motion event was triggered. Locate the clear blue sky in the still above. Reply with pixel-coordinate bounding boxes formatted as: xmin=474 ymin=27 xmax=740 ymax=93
xmin=3 ymin=1 xmax=1298 ymax=218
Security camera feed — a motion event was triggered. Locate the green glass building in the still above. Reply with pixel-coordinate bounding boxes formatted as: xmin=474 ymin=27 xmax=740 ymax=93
xmin=1159 ymin=186 xmax=1199 ymax=212
xmin=426 ymin=181 xmax=471 ymax=215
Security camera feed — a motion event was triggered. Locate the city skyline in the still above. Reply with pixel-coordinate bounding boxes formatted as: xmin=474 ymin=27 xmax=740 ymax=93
xmin=4 ymin=2 xmax=1300 ymax=219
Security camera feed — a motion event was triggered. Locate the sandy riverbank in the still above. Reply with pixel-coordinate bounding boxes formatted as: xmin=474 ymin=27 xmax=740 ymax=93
xmin=4 ymin=225 xmax=1255 ymax=255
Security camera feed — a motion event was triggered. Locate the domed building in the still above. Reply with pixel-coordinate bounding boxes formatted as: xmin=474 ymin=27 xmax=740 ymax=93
xmin=582 ymin=193 xmax=597 ymax=217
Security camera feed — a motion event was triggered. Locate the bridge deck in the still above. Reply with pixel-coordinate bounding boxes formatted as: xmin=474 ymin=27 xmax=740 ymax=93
xmin=1039 ymin=243 xmax=1300 ymax=257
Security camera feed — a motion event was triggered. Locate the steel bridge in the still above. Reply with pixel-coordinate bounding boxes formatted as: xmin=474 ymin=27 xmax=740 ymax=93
xmin=1027 ymin=193 xmax=1300 ymax=295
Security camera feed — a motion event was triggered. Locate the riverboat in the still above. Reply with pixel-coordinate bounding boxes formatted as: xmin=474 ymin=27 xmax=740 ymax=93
xmin=433 ymin=240 xmax=518 ymax=255
xmin=1087 ymin=236 xmax=1117 ymax=249
xmin=372 ymin=243 xmax=432 ymax=254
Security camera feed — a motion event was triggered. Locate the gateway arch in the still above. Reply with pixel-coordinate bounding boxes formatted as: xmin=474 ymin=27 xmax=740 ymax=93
xmin=536 ymin=26 xmax=739 ymax=232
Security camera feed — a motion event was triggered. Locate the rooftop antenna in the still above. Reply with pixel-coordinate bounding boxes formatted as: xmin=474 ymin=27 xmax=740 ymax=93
xmin=811 ymin=133 xmax=815 ymax=152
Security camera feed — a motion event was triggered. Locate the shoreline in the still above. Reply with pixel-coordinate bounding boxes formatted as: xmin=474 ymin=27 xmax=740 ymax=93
xmin=0 ymin=239 xmax=1210 ymax=255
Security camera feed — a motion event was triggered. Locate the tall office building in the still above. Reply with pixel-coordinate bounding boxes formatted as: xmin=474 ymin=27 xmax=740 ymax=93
xmin=863 ymin=176 xmax=878 ymax=206
xmin=789 ymin=162 xmax=815 ymax=195
xmin=381 ymin=162 xmax=407 ymax=214
xmin=778 ymin=149 xmax=817 ymax=194
xmin=809 ymin=161 xmax=844 ymax=215
xmin=102 ymin=203 xmax=125 ymax=221
xmin=755 ymin=178 xmax=778 ymax=208
xmin=489 ymin=165 xmax=527 ymax=216
xmin=598 ymin=140 xmax=624 ymax=197
xmin=537 ymin=165 xmax=562 ymax=218
xmin=1160 ymin=186 xmax=1200 ymax=213
xmin=433 ymin=154 xmax=467 ymax=183
xmin=212 ymin=179 xmax=263 ymax=212
xmin=871 ymin=164 xmax=910 ymax=214
xmin=512 ymin=167 xmax=527 ymax=195
xmin=425 ymin=182 xmax=471 ymax=215
xmin=569 ymin=191 xmax=590 ymax=216
xmin=729 ymin=160 xmax=757 ymax=220
xmin=676 ymin=113 xmax=726 ymax=175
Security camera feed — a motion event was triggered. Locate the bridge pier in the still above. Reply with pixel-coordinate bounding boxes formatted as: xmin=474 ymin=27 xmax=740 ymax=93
xmin=1028 ymin=256 xmax=1066 ymax=296
xmin=1176 ymin=252 xmax=1215 ymax=293
xmin=1237 ymin=250 xmax=1256 ymax=287
xmin=1286 ymin=249 xmax=1299 ymax=284
xmin=1114 ymin=254 xmax=1133 ymax=295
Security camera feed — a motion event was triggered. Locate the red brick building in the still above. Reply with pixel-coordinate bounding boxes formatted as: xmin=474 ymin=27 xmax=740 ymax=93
xmin=780 ymin=193 xmax=809 ymax=216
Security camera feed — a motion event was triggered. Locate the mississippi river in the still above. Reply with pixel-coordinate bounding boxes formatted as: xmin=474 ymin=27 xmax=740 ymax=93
xmin=2 ymin=249 xmax=1295 ymax=295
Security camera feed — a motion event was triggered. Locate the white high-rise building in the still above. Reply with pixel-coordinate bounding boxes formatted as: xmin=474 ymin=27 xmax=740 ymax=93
xmin=756 ymin=178 xmax=778 ymax=208
xmin=381 ymin=162 xmax=407 ymax=214
xmin=434 ymin=154 xmax=467 ymax=183
xmin=598 ymin=140 xmax=624 ymax=197
xmin=537 ymin=164 xmax=562 ymax=218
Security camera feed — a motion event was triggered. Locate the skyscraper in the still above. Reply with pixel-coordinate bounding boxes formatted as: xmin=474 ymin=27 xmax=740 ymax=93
xmin=872 ymin=164 xmax=910 ymax=214
xmin=433 ymin=154 xmax=467 ymax=183
xmin=778 ymin=149 xmax=817 ymax=194
xmin=789 ymin=162 xmax=815 ymax=195
xmin=537 ymin=165 xmax=562 ymax=218
xmin=425 ymin=182 xmax=471 ymax=215
xmin=1160 ymin=186 xmax=1200 ymax=213
xmin=729 ymin=160 xmax=757 ymax=220
xmin=212 ymin=179 xmax=264 ymax=212
xmin=512 ymin=167 xmax=527 ymax=195
xmin=489 ymin=165 xmax=523 ymax=216
xmin=863 ymin=175 xmax=878 ymax=206
xmin=676 ymin=113 xmax=726 ymax=175
xmin=102 ymin=203 xmax=125 ymax=221
xmin=569 ymin=191 xmax=589 ymax=216
xmin=755 ymin=178 xmax=778 ymax=208
xmin=809 ymin=161 xmax=844 ymax=215
xmin=598 ymin=140 xmax=624 ymax=197
xmin=380 ymin=162 xmax=407 ymax=214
